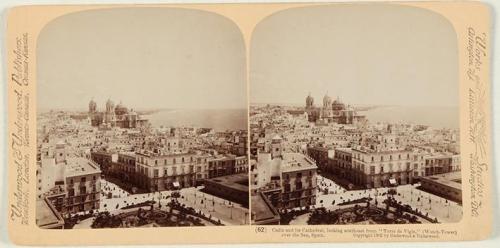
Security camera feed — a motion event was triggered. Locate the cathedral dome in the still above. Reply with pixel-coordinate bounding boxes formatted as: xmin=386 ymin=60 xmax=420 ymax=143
xmin=115 ymin=102 xmax=128 ymax=115
xmin=332 ymin=97 xmax=346 ymax=110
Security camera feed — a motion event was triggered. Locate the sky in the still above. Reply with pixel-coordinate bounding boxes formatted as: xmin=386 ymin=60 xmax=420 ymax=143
xmin=250 ymin=4 xmax=459 ymax=107
xmin=37 ymin=8 xmax=246 ymax=111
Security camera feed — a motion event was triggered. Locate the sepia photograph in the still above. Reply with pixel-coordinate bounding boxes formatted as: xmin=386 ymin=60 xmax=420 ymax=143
xmin=4 ymin=1 xmax=495 ymax=245
xmin=35 ymin=8 xmax=249 ymax=229
xmin=249 ymin=5 xmax=462 ymax=225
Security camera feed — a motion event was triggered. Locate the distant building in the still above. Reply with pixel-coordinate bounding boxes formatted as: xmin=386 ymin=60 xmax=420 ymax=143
xmin=331 ymin=147 xmax=354 ymax=179
xmin=304 ymin=93 xmax=365 ymax=125
xmin=424 ymin=153 xmax=461 ymax=176
xmin=103 ymin=149 xmax=248 ymax=192
xmin=88 ymin=99 xmax=148 ymax=128
xmin=134 ymin=151 xmax=200 ymax=191
xmin=208 ymin=155 xmax=248 ymax=178
xmin=351 ymin=147 xmax=414 ymax=188
xmin=306 ymin=146 xmax=334 ymax=172
xmin=90 ymin=150 xmax=118 ymax=175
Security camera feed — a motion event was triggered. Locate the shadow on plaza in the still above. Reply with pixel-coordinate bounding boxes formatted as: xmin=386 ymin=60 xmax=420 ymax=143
xmin=318 ymin=171 xmax=364 ymax=191
xmin=103 ymin=175 xmax=149 ymax=195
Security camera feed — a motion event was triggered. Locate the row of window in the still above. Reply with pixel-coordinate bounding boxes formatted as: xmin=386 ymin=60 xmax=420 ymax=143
xmin=353 ymin=152 xmax=411 ymax=162
xmin=67 ymin=193 xmax=99 ymax=205
xmin=283 ymin=180 xmax=314 ymax=192
xmin=283 ymin=170 xmax=314 ymax=180
xmin=67 ymin=184 xmax=98 ymax=196
xmin=67 ymin=175 xmax=98 ymax=185
xmin=139 ymin=156 xmax=196 ymax=166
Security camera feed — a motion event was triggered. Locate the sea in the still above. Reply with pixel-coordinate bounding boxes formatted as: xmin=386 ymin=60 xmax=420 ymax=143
xmin=145 ymin=109 xmax=247 ymax=132
xmin=360 ymin=106 xmax=459 ymax=129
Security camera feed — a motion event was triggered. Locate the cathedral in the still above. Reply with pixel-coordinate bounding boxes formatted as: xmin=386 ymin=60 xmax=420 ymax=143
xmin=88 ymin=99 xmax=148 ymax=128
xmin=304 ymin=93 xmax=366 ymax=125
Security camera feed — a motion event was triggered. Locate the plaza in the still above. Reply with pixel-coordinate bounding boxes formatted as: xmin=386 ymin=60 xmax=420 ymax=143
xmin=71 ymin=178 xmax=249 ymax=228
xmin=286 ymin=175 xmax=462 ymax=225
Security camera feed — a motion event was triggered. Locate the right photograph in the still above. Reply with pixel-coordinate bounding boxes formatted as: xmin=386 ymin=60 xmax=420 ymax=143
xmin=249 ymin=5 xmax=462 ymax=225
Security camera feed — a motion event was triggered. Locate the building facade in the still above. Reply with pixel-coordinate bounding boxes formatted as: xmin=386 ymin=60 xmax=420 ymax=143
xmin=304 ymin=93 xmax=365 ymax=125
xmin=351 ymin=148 xmax=414 ymax=188
xmin=88 ymin=99 xmax=148 ymax=128
xmin=252 ymin=136 xmax=318 ymax=211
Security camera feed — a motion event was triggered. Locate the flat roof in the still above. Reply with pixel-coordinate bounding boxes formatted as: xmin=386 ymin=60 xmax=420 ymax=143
xmin=135 ymin=150 xmax=197 ymax=158
xmin=65 ymin=157 xmax=101 ymax=177
xmin=281 ymin=153 xmax=318 ymax=172
xmin=36 ymin=198 xmax=64 ymax=228
xmin=421 ymin=171 xmax=462 ymax=189
xmin=205 ymin=173 xmax=249 ymax=192
xmin=251 ymin=193 xmax=280 ymax=223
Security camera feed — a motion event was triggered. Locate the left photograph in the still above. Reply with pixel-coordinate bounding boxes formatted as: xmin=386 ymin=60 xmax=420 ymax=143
xmin=35 ymin=8 xmax=249 ymax=229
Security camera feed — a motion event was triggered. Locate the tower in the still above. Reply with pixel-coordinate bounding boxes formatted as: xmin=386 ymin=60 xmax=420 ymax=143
xmin=104 ymin=98 xmax=116 ymax=125
xmin=306 ymin=93 xmax=314 ymax=109
xmin=105 ymin=98 xmax=114 ymax=113
xmin=53 ymin=140 xmax=67 ymax=183
xmin=88 ymin=98 xmax=97 ymax=113
xmin=322 ymin=92 xmax=333 ymax=118
xmin=54 ymin=140 xmax=67 ymax=164
xmin=271 ymin=135 xmax=283 ymax=159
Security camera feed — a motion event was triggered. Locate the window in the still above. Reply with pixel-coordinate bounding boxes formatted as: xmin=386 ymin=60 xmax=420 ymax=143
xmin=79 ymin=186 xmax=86 ymax=195
xmin=284 ymin=184 xmax=291 ymax=192
xmin=296 ymin=181 xmax=303 ymax=190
